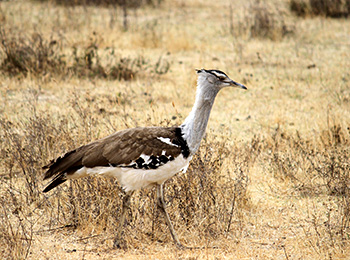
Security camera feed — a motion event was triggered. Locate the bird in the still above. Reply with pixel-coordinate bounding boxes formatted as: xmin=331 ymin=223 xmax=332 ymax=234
xmin=42 ymin=69 xmax=247 ymax=248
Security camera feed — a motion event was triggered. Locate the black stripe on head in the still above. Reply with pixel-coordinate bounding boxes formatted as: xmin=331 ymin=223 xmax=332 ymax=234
xmin=196 ymin=69 xmax=228 ymax=80
xmin=205 ymin=69 xmax=228 ymax=79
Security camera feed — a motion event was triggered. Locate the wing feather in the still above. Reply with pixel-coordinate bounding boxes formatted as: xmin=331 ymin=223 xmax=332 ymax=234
xmin=43 ymin=126 xmax=184 ymax=190
xmin=101 ymin=127 xmax=182 ymax=165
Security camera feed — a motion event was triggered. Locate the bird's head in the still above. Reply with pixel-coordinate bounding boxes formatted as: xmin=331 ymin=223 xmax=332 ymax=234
xmin=196 ymin=69 xmax=247 ymax=91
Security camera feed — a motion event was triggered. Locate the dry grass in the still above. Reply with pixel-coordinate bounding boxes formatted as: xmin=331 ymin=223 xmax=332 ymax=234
xmin=290 ymin=0 xmax=350 ymax=18
xmin=0 ymin=29 xmax=170 ymax=80
xmin=0 ymin=28 xmax=65 ymax=77
xmin=37 ymin=0 xmax=162 ymax=7
xmin=1 ymin=0 xmax=350 ymax=259
xmin=229 ymin=0 xmax=295 ymax=41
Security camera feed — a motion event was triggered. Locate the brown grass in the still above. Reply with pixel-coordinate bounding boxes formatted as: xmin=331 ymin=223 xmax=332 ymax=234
xmin=290 ymin=0 xmax=350 ymax=18
xmin=1 ymin=0 xmax=350 ymax=259
xmin=37 ymin=0 xmax=162 ymax=7
xmin=0 ymin=29 xmax=170 ymax=80
xmin=0 ymin=28 xmax=65 ymax=77
xmin=228 ymin=0 xmax=295 ymax=41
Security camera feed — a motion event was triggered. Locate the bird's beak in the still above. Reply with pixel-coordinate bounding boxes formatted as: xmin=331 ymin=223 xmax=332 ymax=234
xmin=230 ymin=80 xmax=247 ymax=90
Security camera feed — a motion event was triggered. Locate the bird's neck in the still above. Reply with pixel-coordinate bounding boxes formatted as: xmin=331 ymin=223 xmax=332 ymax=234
xmin=180 ymin=85 xmax=219 ymax=155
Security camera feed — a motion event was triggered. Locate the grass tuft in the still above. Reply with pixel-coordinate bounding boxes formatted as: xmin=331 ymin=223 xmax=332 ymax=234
xmin=0 ymin=29 xmax=170 ymax=80
xmin=229 ymin=1 xmax=294 ymax=41
xmin=266 ymin=125 xmax=350 ymax=242
xmin=0 ymin=29 xmax=65 ymax=77
xmin=37 ymin=0 xmax=163 ymax=7
xmin=70 ymin=43 xmax=170 ymax=80
xmin=290 ymin=0 xmax=350 ymax=18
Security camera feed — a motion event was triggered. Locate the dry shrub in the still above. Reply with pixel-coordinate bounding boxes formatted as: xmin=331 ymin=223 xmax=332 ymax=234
xmin=267 ymin=125 xmax=350 ymax=196
xmin=290 ymin=0 xmax=311 ymax=16
xmin=230 ymin=1 xmax=294 ymax=41
xmin=0 ymin=98 xmax=101 ymax=257
xmin=162 ymin=138 xmax=250 ymax=242
xmin=316 ymin=125 xmax=350 ymax=195
xmin=37 ymin=0 xmax=163 ymax=30
xmin=0 ymin=29 xmax=170 ymax=80
xmin=35 ymin=0 xmax=164 ymax=30
xmin=0 ymin=111 xmax=80 ymax=202
xmin=290 ymin=0 xmax=350 ymax=18
xmin=0 ymin=29 xmax=65 ymax=77
xmin=37 ymin=0 xmax=162 ymax=7
xmin=0 ymin=199 xmax=33 ymax=260
xmin=70 ymin=43 xmax=170 ymax=80
xmin=265 ymin=124 xmax=350 ymax=243
xmin=0 ymin=116 xmax=56 ymax=258
xmin=249 ymin=2 xmax=291 ymax=40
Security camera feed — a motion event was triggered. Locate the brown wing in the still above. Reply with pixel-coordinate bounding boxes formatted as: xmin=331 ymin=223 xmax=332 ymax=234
xmin=101 ymin=127 xmax=183 ymax=166
xmin=43 ymin=126 xmax=185 ymax=185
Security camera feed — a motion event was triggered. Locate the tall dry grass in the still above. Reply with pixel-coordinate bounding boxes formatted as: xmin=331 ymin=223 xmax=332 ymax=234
xmin=290 ymin=0 xmax=350 ymax=17
xmin=0 ymin=29 xmax=170 ymax=80
xmin=1 ymin=95 xmax=349 ymax=257
xmin=0 ymin=98 xmax=250 ymax=251
xmin=227 ymin=0 xmax=295 ymax=41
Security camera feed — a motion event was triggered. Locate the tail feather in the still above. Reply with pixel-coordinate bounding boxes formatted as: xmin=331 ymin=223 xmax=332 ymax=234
xmin=43 ymin=150 xmax=82 ymax=180
xmin=43 ymin=149 xmax=85 ymax=192
xmin=43 ymin=173 xmax=67 ymax=193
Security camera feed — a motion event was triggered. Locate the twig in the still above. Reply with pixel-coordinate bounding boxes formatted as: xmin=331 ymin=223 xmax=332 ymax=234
xmin=226 ymin=193 xmax=236 ymax=233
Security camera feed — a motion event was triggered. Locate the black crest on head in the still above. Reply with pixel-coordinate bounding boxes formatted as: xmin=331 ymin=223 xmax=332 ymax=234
xmin=196 ymin=69 xmax=228 ymax=79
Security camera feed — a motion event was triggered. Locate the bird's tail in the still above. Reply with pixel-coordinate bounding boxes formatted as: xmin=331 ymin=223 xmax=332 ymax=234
xmin=43 ymin=173 xmax=67 ymax=193
xmin=42 ymin=149 xmax=83 ymax=192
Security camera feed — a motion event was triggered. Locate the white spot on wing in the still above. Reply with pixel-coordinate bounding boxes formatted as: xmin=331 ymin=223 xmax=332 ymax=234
xmin=118 ymin=154 xmax=151 ymax=167
xmin=157 ymin=137 xmax=179 ymax=147
xmin=139 ymin=154 xmax=151 ymax=164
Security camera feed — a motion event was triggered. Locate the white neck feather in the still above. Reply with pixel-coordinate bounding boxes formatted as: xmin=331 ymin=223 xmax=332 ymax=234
xmin=180 ymin=75 xmax=219 ymax=154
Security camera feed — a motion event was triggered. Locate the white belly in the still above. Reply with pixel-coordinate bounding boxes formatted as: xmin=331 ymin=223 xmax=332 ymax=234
xmin=68 ymin=155 xmax=192 ymax=192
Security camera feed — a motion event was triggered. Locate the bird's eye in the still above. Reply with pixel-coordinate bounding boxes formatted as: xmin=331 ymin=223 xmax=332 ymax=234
xmin=218 ymin=77 xmax=226 ymax=81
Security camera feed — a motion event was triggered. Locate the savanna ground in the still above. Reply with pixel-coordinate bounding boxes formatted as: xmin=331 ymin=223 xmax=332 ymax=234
xmin=1 ymin=0 xmax=350 ymax=259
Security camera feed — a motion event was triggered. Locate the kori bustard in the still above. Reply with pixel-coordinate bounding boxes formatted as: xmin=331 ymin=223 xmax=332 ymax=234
xmin=43 ymin=69 xmax=247 ymax=248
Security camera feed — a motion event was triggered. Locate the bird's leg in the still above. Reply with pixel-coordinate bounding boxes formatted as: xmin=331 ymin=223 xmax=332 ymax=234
xmin=156 ymin=184 xmax=186 ymax=249
xmin=113 ymin=190 xmax=134 ymax=249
